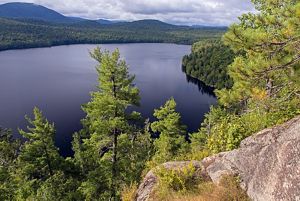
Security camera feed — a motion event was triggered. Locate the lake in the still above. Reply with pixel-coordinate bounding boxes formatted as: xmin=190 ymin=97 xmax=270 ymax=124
xmin=0 ymin=43 xmax=217 ymax=156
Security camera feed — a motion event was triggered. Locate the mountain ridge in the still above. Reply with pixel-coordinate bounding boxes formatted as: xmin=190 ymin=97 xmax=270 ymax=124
xmin=0 ymin=2 xmax=226 ymax=27
xmin=0 ymin=2 xmax=74 ymax=23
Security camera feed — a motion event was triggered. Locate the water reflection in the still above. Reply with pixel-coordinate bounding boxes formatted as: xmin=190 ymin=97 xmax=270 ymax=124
xmin=185 ymin=75 xmax=216 ymax=97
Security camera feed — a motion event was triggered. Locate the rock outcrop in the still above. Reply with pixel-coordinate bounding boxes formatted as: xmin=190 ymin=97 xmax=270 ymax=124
xmin=136 ymin=116 xmax=300 ymax=201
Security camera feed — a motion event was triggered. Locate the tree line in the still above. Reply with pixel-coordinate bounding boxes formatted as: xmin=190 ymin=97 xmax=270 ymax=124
xmin=0 ymin=18 xmax=225 ymax=51
xmin=182 ymin=40 xmax=236 ymax=89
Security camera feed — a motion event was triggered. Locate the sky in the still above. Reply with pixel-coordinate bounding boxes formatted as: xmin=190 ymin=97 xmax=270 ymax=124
xmin=0 ymin=0 xmax=256 ymax=26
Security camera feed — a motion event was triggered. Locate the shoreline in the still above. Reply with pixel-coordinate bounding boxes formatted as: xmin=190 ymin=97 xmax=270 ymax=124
xmin=0 ymin=41 xmax=194 ymax=52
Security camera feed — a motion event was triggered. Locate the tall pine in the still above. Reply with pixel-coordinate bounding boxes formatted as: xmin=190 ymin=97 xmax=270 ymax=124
xmin=76 ymin=47 xmax=145 ymax=200
xmin=219 ymin=0 xmax=300 ymax=110
xmin=150 ymin=98 xmax=189 ymax=165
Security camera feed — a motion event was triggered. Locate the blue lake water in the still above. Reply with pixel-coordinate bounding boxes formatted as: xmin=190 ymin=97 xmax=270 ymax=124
xmin=0 ymin=43 xmax=217 ymax=156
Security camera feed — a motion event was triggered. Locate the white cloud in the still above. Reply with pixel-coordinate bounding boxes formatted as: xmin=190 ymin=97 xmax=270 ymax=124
xmin=0 ymin=0 xmax=255 ymax=25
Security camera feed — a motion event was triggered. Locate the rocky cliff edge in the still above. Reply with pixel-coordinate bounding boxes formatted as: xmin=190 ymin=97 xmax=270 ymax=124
xmin=136 ymin=116 xmax=300 ymax=201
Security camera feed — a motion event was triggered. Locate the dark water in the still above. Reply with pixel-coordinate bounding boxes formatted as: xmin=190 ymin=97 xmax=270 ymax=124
xmin=0 ymin=43 xmax=216 ymax=156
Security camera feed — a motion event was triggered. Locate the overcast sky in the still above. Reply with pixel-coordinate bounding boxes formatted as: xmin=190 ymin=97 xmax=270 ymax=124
xmin=0 ymin=0 xmax=255 ymax=26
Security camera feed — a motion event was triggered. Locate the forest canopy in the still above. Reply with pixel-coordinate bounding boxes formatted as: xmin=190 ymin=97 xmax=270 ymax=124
xmin=182 ymin=40 xmax=236 ymax=89
xmin=0 ymin=17 xmax=225 ymax=51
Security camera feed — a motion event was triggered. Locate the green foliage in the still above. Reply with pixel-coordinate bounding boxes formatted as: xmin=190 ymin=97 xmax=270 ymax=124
xmin=148 ymin=174 xmax=250 ymax=201
xmin=219 ymin=0 xmax=300 ymax=108
xmin=14 ymin=108 xmax=67 ymax=199
xmin=35 ymin=171 xmax=83 ymax=201
xmin=18 ymin=107 xmax=63 ymax=181
xmin=152 ymin=166 xmax=249 ymax=201
xmin=0 ymin=48 xmax=153 ymax=200
xmin=0 ymin=127 xmax=20 ymax=200
xmin=196 ymin=106 xmax=271 ymax=153
xmin=0 ymin=108 xmax=84 ymax=200
xmin=0 ymin=17 xmax=225 ymax=51
xmin=121 ymin=183 xmax=138 ymax=201
xmin=73 ymin=47 xmax=152 ymax=200
xmin=150 ymin=98 xmax=190 ymax=165
xmin=192 ymin=0 xmax=300 ymax=154
xmin=182 ymin=40 xmax=235 ymax=89
xmin=155 ymin=163 xmax=200 ymax=194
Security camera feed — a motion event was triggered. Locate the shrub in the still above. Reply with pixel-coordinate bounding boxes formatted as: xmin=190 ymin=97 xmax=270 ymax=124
xmin=152 ymin=163 xmax=202 ymax=200
xmin=151 ymin=174 xmax=250 ymax=201
xmin=121 ymin=183 xmax=138 ymax=201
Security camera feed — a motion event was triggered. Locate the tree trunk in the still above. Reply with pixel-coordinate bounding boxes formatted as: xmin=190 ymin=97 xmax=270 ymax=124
xmin=110 ymin=130 xmax=117 ymax=201
xmin=42 ymin=140 xmax=53 ymax=176
xmin=110 ymin=74 xmax=118 ymax=201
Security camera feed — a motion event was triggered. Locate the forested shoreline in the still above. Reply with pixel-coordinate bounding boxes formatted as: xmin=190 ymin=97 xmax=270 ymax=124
xmin=182 ymin=40 xmax=236 ymax=89
xmin=0 ymin=17 xmax=225 ymax=51
xmin=0 ymin=0 xmax=299 ymax=200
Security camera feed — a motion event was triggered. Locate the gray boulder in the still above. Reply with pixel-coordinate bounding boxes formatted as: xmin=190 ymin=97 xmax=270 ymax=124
xmin=136 ymin=116 xmax=300 ymax=201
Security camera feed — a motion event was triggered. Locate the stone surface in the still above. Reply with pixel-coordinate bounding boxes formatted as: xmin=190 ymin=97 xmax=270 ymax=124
xmin=204 ymin=116 xmax=300 ymax=201
xmin=135 ymin=170 xmax=158 ymax=201
xmin=136 ymin=116 xmax=300 ymax=201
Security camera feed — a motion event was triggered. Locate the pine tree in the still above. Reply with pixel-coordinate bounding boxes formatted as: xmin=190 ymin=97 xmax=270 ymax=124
xmin=76 ymin=47 xmax=145 ymax=200
xmin=218 ymin=0 xmax=300 ymax=110
xmin=0 ymin=127 xmax=20 ymax=200
xmin=16 ymin=107 xmax=63 ymax=199
xmin=192 ymin=0 xmax=300 ymax=154
xmin=18 ymin=107 xmax=62 ymax=179
xmin=150 ymin=98 xmax=189 ymax=165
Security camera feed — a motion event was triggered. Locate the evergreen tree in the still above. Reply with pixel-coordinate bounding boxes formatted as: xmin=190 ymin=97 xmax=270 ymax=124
xmin=219 ymin=0 xmax=300 ymax=109
xmin=16 ymin=107 xmax=63 ymax=198
xmin=192 ymin=0 xmax=300 ymax=154
xmin=0 ymin=127 xmax=20 ymax=200
xmin=74 ymin=47 xmax=149 ymax=200
xmin=35 ymin=171 xmax=83 ymax=201
xmin=150 ymin=98 xmax=189 ymax=165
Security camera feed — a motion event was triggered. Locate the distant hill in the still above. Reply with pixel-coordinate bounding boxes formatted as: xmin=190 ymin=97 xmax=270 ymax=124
xmin=114 ymin=19 xmax=178 ymax=30
xmin=0 ymin=2 xmax=121 ymax=25
xmin=0 ymin=3 xmax=178 ymax=28
xmin=0 ymin=2 xmax=227 ymax=28
xmin=0 ymin=2 xmax=78 ymax=23
xmin=96 ymin=19 xmax=126 ymax=25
